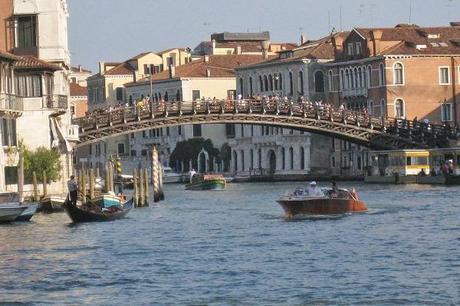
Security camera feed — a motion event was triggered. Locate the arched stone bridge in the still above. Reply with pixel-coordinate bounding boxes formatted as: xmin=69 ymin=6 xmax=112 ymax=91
xmin=73 ymin=99 xmax=458 ymax=150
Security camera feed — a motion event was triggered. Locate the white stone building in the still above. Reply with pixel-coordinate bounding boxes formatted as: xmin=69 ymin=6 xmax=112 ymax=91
xmin=231 ymin=35 xmax=351 ymax=178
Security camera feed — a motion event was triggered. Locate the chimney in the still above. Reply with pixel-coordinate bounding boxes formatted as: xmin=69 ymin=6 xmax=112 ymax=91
xmin=370 ymin=30 xmax=383 ymax=56
xmin=169 ymin=65 xmax=176 ymax=78
xmin=204 ymin=55 xmax=210 ymax=62
xmin=206 ymin=68 xmax=211 ymax=77
xmin=331 ymin=34 xmax=344 ymax=58
xmin=300 ymin=33 xmax=306 ymax=45
xmin=236 ymin=45 xmax=242 ymax=55
xmin=78 ymin=65 xmax=82 ymax=72
xmin=261 ymin=40 xmax=270 ymax=59
xmin=99 ymin=61 xmax=105 ymax=74
xmin=212 ymin=39 xmax=216 ymax=55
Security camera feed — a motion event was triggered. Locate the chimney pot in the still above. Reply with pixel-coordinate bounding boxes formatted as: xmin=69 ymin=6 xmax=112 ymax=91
xmin=169 ymin=65 xmax=176 ymax=78
xmin=236 ymin=45 xmax=242 ymax=55
xmin=206 ymin=69 xmax=211 ymax=77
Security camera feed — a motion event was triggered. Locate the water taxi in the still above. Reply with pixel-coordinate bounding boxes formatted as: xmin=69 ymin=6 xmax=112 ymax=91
xmin=185 ymin=174 xmax=226 ymax=191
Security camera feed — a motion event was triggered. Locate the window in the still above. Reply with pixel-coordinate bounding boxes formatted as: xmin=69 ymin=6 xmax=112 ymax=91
xmin=249 ymin=77 xmax=253 ymax=96
xmin=4 ymin=167 xmax=18 ymax=185
xmin=269 ymin=75 xmax=274 ymax=91
xmin=166 ymin=127 xmax=170 ymax=136
xmin=300 ymin=147 xmax=305 ymax=170
xmin=117 ymin=143 xmax=125 ymax=155
xmin=226 ymin=124 xmax=235 ymax=138
xmin=356 ymin=42 xmax=362 ymax=55
xmin=16 ymin=15 xmax=37 ymax=49
xmin=289 ymin=147 xmax=294 ymax=170
xmin=131 ymin=150 xmax=137 ymax=157
xmin=395 ymin=99 xmax=405 ymax=118
xmin=439 ymin=67 xmax=450 ymax=85
xmin=264 ymin=75 xmax=269 ymax=91
xmin=442 ymin=103 xmax=453 ymax=121
xmin=116 ymin=87 xmax=123 ymax=101
xmin=282 ymin=148 xmax=286 ymax=170
xmin=250 ymin=149 xmax=254 ymax=169
xmin=239 ymin=78 xmax=244 ymax=97
xmin=15 ymin=75 xmax=42 ymax=97
xmin=328 ymin=70 xmax=333 ymax=91
xmin=141 ymin=150 xmax=148 ymax=157
xmin=298 ymin=71 xmax=304 ymax=95
xmin=393 ymin=63 xmax=404 ymax=85
xmin=240 ymin=124 xmax=244 ymax=137
xmin=259 ymin=76 xmax=263 ymax=91
xmin=314 ymin=71 xmax=324 ymax=93
xmin=347 ymin=43 xmax=354 ymax=56
xmin=193 ymin=124 xmax=202 ymax=137
xmin=367 ymin=66 xmax=372 ymax=88
xmin=289 ymin=71 xmax=293 ymax=95
xmin=192 ymin=90 xmax=200 ymax=101
xmin=258 ymin=149 xmax=262 ymax=168
xmin=241 ymin=150 xmax=245 ymax=171
xmin=381 ymin=99 xmax=386 ymax=117
xmin=379 ymin=63 xmax=385 ymax=86
xmin=1 ymin=119 xmax=17 ymax=146
xmin=178 ymin=126 xmax=182 ymax=135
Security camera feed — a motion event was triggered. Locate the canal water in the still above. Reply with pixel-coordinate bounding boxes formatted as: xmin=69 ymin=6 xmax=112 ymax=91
xmin=0 ymin=182 xmax=459 ymax=305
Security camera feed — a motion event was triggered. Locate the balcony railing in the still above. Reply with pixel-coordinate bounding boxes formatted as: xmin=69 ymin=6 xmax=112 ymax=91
xmin=341 ymin=87 xmax=368 ymax=98
xmin=0 ymin=93 xmax=24 ymax=113
xmin=45 ymin=95 xmax=68 ymax=110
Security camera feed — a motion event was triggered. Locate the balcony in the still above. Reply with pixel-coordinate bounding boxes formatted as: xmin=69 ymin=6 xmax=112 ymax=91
xmin=0 ymin=93 xmax=24 ymax=117
xmin=44 ymin=95 xmax=69 ymax=113
xmin=341 ymin=87 xmax=368 ymax=98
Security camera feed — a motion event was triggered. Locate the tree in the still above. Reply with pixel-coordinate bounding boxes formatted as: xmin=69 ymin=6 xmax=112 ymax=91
xmin=170 ymin=138 xmax=219 ymax=171
xmin=23 ymin=146 xmax=61 ymax=184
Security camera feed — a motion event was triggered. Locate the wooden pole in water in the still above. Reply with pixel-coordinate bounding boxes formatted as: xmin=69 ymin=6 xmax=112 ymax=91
xmin=151 ymin=146 xmax=164 ymax=202
xmin=42 ymin=170 xmax=47 ymax=197
xmin=32 ymin=171 xmax=38 ymax=202
xmin=96 ymin=166 xmax=100 ymax=179
xmin=139 ymin=168 xmax=145 ymax=207
xmin=105 ymin=163 xmax=110 ymax=193
xmin=89 ymin=168 xmax=95 ymax=200
xmin=133 ymin=168 xmax=138 ymax=207
xmin=17 ymin=148 xmax=24 ymax=203
xmin=81 ymin=170 xmax=87 ymax=204
xmin=144 ymin=167 xmax=149 ymax=205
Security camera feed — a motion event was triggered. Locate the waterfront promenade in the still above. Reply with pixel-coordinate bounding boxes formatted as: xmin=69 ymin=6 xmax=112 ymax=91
xmin=0 ymin=182 xmax=458 ymax=304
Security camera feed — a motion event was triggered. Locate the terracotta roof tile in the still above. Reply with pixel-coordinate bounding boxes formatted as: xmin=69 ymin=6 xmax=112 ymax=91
xmin=14 ymin=55 xmax=61 ymax=71
xmin=0 ymin=51 xmax=20 ymax=61
xmin=70 ymin=83 xmax=87 ymax=97
xmin=125 ymin=54 xmax=272 ymax=86
xmin=104 ymin=62 xmax=134 ymax=75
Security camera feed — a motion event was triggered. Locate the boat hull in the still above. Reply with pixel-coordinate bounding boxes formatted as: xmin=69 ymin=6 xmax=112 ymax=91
xmin=15 ymin=203 xmax=39 ymax=222
xmin=64 ymin=199 xmax=133 ymax=223
xmin=40 ymin=196 xmax=66 ymax=213
xmin=0 ymin=206 xmax=27 ymax=223
xmin=277 ymin=198 xmax=367 ymax=218
xmin=93 ymin=194 xmax=124 ymax=208
xmin=185 ymin=179 xmax=226 ymax=191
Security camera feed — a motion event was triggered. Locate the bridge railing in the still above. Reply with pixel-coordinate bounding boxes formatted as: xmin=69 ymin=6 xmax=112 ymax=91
xmin=74 ymin=99 xmax=458 ymax=144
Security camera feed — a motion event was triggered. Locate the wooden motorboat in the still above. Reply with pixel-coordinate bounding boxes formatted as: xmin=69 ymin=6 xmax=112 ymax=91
xmin=277 ymin=187 xmax=367 ymax=218
xmin=93 ymin=193 xmax=125 ymax=208
xmin=185 ymin=174 xmax=226 ymax=191
xmin=0 ymin=206 xmax=27 ymax=223
xmin=40 ymin=195 xmax=67 ymax=213
xmin=63 ymin=197 xmax=134 ymax=223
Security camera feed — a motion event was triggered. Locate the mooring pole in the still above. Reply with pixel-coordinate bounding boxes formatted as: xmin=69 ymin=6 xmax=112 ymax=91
xmin=139 ymin=168 xmax=145 ymax=207
xmin=32 ymin=171 xmax=38 ymax=202
xmin=133 ymin=168 xmax=138 ymax=207
xmin=89 ymin=168 xmax=95 ymax=200
xmin=42 ymin=170 xmax=47 ymax=197
xmin=144 ymin=168 xmax=149 ymax=205
xmin=151 ymin=146 xmax=164 ymax=202
xmin=17 ymin=148 xmax=24 ymax=203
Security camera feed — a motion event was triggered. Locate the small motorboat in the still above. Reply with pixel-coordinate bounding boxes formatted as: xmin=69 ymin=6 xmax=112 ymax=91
xmin=63 ymin=197 xmax=134 ymax=223
xmin=0 ymin=206 xmax=27 ymax=223
xmin=93 ymin=192 xmax=125 ymax=208
xmin=15 ymin=203 xmax=39 ymax=222
xmin=163 ymin=167 xmax=184 ymax=184
xmin=185 ymin=174 xmax=226 ymax=191
xmin=40 ymin=195 xmax=66 ymax=213
xmin=277 ymin=186 xmax=367 ymax=218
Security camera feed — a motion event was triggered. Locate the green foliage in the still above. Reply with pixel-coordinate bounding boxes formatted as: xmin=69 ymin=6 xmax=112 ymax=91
xmin=170 ymin=138 xmax=220 ymax=170
xmin=23 ymin=146 xmax=61 ymax=184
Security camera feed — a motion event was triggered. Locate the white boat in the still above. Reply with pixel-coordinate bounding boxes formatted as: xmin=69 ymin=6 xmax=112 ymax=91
xmin=0 ymin=206 xmax=27 ymax=223
xmin=163 ymin=167 xmax=183 ymax=184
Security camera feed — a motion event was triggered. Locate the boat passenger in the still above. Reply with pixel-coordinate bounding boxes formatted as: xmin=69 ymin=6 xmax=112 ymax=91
xmin=189 ymin=169 xmax=197 ymax=183
xmin=330 ymin=180 xmax=339 ymax=198
xmin=306 ymin=181 xmax=324 ymax=197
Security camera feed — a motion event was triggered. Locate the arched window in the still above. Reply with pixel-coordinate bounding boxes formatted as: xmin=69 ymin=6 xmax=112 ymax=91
xmin=358 ymin=67 xmax=363 ymax=88
xmin=250 ymin=149 xmax=254 ymax=169
xmin=300 ymin=147 xmax=305 ymax=170
xmin=363 ymin=67 xmax=367 ymax=88
xmin=328 ymin=70 xmax=333 ymax=91
xmin=340 ymin=70 xmax=345 ymax=90
xmin=289 ymin=71 xmax=294 ymax=95
xmin=259 ymin=75 xmax=263 ymax=91
xmin=176 ymin=90 xmax=181 ymax=101
xmin=289 ymin=147 xmax=294 ymax=169
xmin=258 ymin=148 xmax=262 ymax=169
xmin=154 ymin=93 xmax=158 ymax=102
xmin=249 ymin=77 xmax=253 ymax=96
xmin=281 ymin=148 xmax=286 ymax=170
xmin=239 ymin=77 xmax=244 ymax=97
xmin=395 ymin=99 xmax=405 ymax=118
xmin=345 ymin=69 xmax=350 ymax=89
xmin=381 ymin=99 xmax=386 ymax=117
xmin=274 ymin=74 xmax=279 ymax=90
xmin=241 ymin=150 xmax=245 ymax=171
xmin=299 ymin=71 xmax=304 ymax=95
xmin=279 ymin=74 xmax=283 ymax=90
xmin=368 ymin=100 xmax=374 ymax=115
xmin=264 ymin=75 xmax=269 ymax=91
xmin=367 ymin=65 xmax=372 ymax=88
xmin=314 ymin=71 xmax=324 ymax=93
xmin=379 ymin=63 xmax=385 ymax=86
xmin=233 ymin=151 xmax=238 ymax=173
xmin=393 ymin=63 xmax=404 ymax=85
xmin=350 ymin=69 xmax=354 ymax=89
xmin=164 ymin=92 xmax=169 ymax=101
xmin=269 ymin=74 xmax=274 ymax=91
xmin=354 ymin=68 xmax=358 ymax=89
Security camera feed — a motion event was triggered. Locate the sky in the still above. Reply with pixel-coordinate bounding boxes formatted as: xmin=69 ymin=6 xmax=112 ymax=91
xmin=68 ymin=0 xmax=460 ymax=72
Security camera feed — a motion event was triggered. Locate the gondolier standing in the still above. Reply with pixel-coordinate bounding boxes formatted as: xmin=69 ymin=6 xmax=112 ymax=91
xmin=67 ymin=175 xmax=78 ymax=206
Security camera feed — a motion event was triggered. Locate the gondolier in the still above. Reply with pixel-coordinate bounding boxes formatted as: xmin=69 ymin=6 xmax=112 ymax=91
xmin=67 ymin=175 xmax=78 ymax=206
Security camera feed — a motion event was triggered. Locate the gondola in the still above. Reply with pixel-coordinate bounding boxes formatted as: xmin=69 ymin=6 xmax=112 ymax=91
xmin=63 ymin=197 xmax=134 ymax=223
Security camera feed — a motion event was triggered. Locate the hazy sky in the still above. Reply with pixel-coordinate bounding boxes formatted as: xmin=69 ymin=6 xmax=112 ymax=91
xmin=68 ymin=0 xmax=460 ymax=72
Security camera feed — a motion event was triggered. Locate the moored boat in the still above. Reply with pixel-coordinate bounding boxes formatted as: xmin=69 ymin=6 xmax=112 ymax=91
xmin=0 ymin=206 xmax=27 ymax=223
xmin=93 ymin=192 xmax=125 ymax=208
xmin=185 ymin=174 xmax=226 ymax=191
xmin=40 ymin=195 xmax=66 ymax=213
xmin=63 ymin=197 xmax=134 ymax=223
xmin=15 ymin=203 xmax=39 ymax=222
xmin=277 ymin=186 xmax=367 ymax=218
xmin=163 ymin=167 xmax=184 ymax=184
